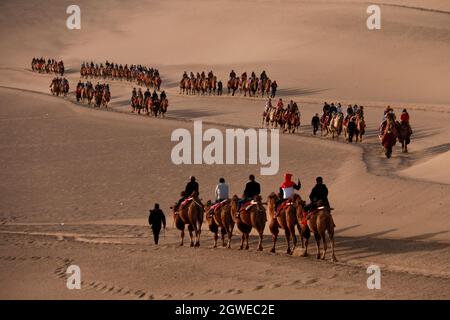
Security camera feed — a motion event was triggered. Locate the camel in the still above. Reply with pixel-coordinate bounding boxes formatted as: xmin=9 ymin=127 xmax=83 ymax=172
xmin=355 ymin=115 xmax=365 ymax=142
xmin=395 ymin=121 xmax=412 ymax=153
xmin=230 ymin=195 xmax=266 ymax=251
xmin=227 ymin=77 xmax=239 ymax=96
xmin=102 ymin=91 xmax=110 ymax=108
xmin=267 ymin=193 xmax=301 ymax=254
xmin=295 ymin=199 xmax=337 ymax=262
xmin=172 ymin=191 xmax=204 ymax=247
xmin=205 ymin=200 xmax=235 ymax=248
xmin=381 ymin=113 xmax=398 ymax=158
xmin=328 ymin=113 xmax=343 ymax=139
xmin=284 ymin=112 xmax=300 ymax=133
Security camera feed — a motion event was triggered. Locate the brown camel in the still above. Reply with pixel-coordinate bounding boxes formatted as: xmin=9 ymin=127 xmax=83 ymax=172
xmin=230 ymin=195 xmax=266 ymax=251
xmin=295 ymin=199 xmax=337 ymax=262
xmin=205 ymin=200 xmax=234 ymax=248
xmin=267 ymin=193 xmax=302 ymax=254
xmin=171 ymin=191 xmax=204 ymax=247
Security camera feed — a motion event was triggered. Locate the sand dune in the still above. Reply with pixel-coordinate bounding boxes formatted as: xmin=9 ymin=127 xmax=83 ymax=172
xmin=0 ymin=0 xmax=449 ymax=300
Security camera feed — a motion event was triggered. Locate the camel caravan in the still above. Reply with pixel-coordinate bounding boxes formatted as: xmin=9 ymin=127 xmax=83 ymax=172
xmin=379 ymin=106 xmax=413 ymax=158
xmin=49 ymin=77 xmax=69 ymax=97
xmin=32 ymin=57 xmax=65 ymax=76
xmin=130 ymin=88 xmax=168 ymax=117
xmin=262 ymin=98 xmax=301 ymax=133
xmin=179 ymin=71 xmax=223 ymax=96
xmin=75 ymin=81 xmax=111 ymax=108
xmin=228 ymin=70 xmax=278 ymax=98
xmin=315 ymin=102 xmax=366 ymax=143
xmin=80 ymin=61 xmax=162 ymax=91
xmin=170 ymin=175 xmax=337 ymax=262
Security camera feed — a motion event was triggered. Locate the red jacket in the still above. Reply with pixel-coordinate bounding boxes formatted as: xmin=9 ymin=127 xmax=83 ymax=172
xmin=400 ymin=112 xmax=409 ymax=122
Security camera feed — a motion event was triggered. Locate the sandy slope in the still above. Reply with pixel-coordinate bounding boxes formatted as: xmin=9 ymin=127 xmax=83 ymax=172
xmin=0 ymin=0 xmax=449 ymax=299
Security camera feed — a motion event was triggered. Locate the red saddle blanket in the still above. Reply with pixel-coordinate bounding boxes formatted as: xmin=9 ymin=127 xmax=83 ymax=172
xmin=208 ymin=199 xmax=229 ymax=214
xmin=239 ymin=201 xmax=252 ymax=213
xmin=276 ymin=200 xmax=292 ymax=215
xmin=180 ymin=197 xmax=193 ymax=209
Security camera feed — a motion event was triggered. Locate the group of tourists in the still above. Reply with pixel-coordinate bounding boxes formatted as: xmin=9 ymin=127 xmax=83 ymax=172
xmin=179 ymin=71 xmax=223 ymax=96
xmin=75 ymin=81 xmax=111 ymax=108
xmin=379 ymin=106 xmax=413 ymax=157
xmin=161 ymin=173 xmax=336 ymax=260
xmin=312 ymin=102 xmax=366 ymax=142
xmin=80 ymin=61 xmax=162 ymax=91
xmin=49 ymin=77 xmax=69 ymax=97
xmin=262 ymin=98 xmax=301 ymax=133
xmin=228 ymin=70 xmax=278 ymax=98
xmin=130 ymin=87 xmax=168 ymax=117
xmin=32 ymin=58 xmax=65 ymax=76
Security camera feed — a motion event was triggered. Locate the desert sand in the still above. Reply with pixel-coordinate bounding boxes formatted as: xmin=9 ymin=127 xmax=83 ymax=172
xmin=0 ymin=0 xmax=449 ymax=300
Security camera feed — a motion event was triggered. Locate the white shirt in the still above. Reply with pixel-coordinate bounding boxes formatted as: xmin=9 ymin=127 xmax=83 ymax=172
xmin=215 ymin=183 xmax=229 ymax=201
xmin=283 ymin=186 xmax=295 ymax=199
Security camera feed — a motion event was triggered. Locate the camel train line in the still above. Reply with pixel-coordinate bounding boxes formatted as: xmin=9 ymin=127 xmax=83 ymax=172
xmin=180 ymin=70 xmax=278 ymax=98
xmin=130 ymin=88 xmax=169 ymax=118
xmin=171 ymin=190 xmax=337 ymax=263
xmin=49 ymin=77 xmax=70 ymax=97
xmin=262 ymin=98 xmax=301 ymax=134
xmin=32 ymin=57 xmax=65 ymax=76
xmin=75 ymin=81 xmax=111 ymax=108
xmin=80 ymin=61 xmax=162 ymax=91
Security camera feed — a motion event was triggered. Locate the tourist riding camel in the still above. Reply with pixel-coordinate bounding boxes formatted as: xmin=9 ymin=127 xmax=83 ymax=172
xmin=237 ymin=174 xmax=261 ymax=216
xmin=275 ymin=173 xmax=301 ymax=218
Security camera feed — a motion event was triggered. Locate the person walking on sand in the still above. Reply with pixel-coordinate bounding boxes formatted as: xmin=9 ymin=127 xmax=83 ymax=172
xmin=311 ymin=113 xmax=320 ymax=135
xmin=148 ymin=203 xmax=166 ymax=245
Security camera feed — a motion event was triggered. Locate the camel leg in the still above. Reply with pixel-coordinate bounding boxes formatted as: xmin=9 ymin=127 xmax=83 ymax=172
xmin=180 ymin=228 xmax=185 ymax=246
xmin=290 ymin=225 xmax=297 ymax=254
xmin=245 ymin=233 xmax=250 ymax=250
xmin=257 ymin=231 xmax=263 ymax=251
xmin=321 ymin=231 xmax=327 ymax=260
xmin=221 ymin=228 xmax=226 ymax=247
xmin=239 ymin=233 xmax=245 ymax=250
xmin=270 ymin=220 xmax=279 ymax=253
xmin=285 ymin=229 xmax=292 ymax=254
xmin=227 ymin=224 xmax=234 ymax=249
xmin=314 ymin=233 xmax=321 ymax=259
xmin=188 ymin=225 xmax=194 ymax=247
xmin=213 ymin=231 xmax=218 ymax=248
xmin=195 ymin=227 xmax=201 ymax=247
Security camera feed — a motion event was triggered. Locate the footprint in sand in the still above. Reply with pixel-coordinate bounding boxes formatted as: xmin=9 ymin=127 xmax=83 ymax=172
xmin=287 ymin=280 xmax=301 ymax=286
xmin=183 ymin=292 xmax=194 ymax=298
xmin=303 ymin=278 xmax=319 ymax=285
xmin=252 ymin=285 xmax=265 ymax=291
xmin=268 ymin=283 xmax=281 ymax=289
xmin=232 ymin=289 xmax=243 ymax=295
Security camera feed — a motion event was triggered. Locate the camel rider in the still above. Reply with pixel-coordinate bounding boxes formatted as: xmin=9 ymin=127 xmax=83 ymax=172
xmin=400 ymin=108 xmax=412 ymax=134
xmin=329 ymin=103 xmax=337 ymax=114
xmin=138 ymin=88 xmax=143 ymax=100
xmin=152 ymin=90 xmax=158 ymax=102
xmin=357 ymin=106 xmax=365 ymax=119
xmin=215 ymin=178 xmax=229 ymax=203
xmin=237 ymin=175 xmax=261 ymax=215
xmin=304 ymin=177 xmax=330 ymax=214
xmin=183 ymin=71 xmax=188 ymax=79
xmin=144 ymin=88 xmax=151 ymax=100
xmin=337 ymin=103 xmax=342 ymax=114
xmin=160 ymin=91 xmax=167 ymax=101
xmin=175 ymin=176 xmax=199 ymax=211
xmin=275 ymin=174 xmax=301 ymax=217
xmin=264 ymin=98 xmax=273 ymax=113
xmin=230 ymin=70 xmax=236 ymax=79
xmin=346 ymin=104 xmax=353 ymax=117
xmin=277 ymin=98 xmax=284 ymax=110
xmin=380 ymin=106 xmax=395 ymax=135
xmin=251 ymin=71 xmax=256 ymax=79
xmin=260 ymin=70 xmax=267 ymax=82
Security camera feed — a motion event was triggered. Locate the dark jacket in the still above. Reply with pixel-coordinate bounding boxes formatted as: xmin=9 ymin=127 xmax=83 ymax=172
xmin=184 ymin=181 xmax=199 ymax=197
xmin=312 ymin=116 xmax=320 ymax=126
xmin=244 ymin=180 xmax=261 ymax=198
xmin=148 ymin=209 xmax=166 ymax=230
xmin=309 ymin=183 xmax=329 ymax=207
